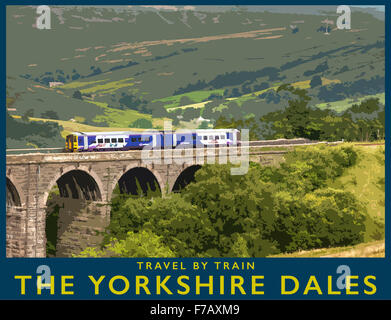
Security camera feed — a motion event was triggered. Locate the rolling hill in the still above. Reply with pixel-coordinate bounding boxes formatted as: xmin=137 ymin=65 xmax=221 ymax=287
xmin=6 ymin=5 xmax=385 ymax=148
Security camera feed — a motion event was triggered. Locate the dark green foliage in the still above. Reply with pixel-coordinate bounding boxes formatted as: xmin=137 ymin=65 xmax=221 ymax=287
xmin=129 ymin=118 xmax=153 ymax=129
xmin=350 ymin=98 xmax=380 ymax=114
xmin=174 ymin=80 xmax=208 ymax=95
xmin=118 ymin=94 xmax=148 ymax=112
xmin=45 ymin=191 xmax=61 ymax=257
xmin=149 ymin=101 xmax=169 ymax=118
xmin=103 ymin=146 xmax=365 ymax=257
xmin=182 ymin=107 xmax=200 ymax=121
xmin=72 ymin=90 xmax=82 ymax=100
xmin=21 ymin=108 xmax=34 ymax=122
xmin=6 ymin=113 xmax=64 ymax=148
xmin=181 ymin=165 xmax=279 ymax=257
xmin=310 ymin=75 xmax=322 ymax=88
xmin=217 ymin=87 xmax=384 ymax=142
xmin=303 ymin=60 xmax=329 ymax=77
xmin=77 ymin=230 xmax=175 ymax=257
xmin=40 ymin=110 xmax=60 ymax=120
xmin=197 ymin=121 xmax=210 ymax=129
xmin=317 ymin=76 xmax=384 ymax=102
xmin=272 ymin=188 xmax=365 ymax=252
xmin=179 ymin=96 xmax=195 ymax=106
xmin=105 ymin=193 xmax=214 ymax=257
xmin=266 ymin=145 xmax=358 ymax=193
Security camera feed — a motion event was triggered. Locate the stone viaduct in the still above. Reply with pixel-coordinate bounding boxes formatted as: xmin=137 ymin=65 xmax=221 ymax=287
xmin=6 ymin=147 xmax=286 ymax=258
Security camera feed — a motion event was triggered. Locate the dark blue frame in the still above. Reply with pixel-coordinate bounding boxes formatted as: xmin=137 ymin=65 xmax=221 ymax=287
xmin=1 ymin=1 xmax=390 ymax=300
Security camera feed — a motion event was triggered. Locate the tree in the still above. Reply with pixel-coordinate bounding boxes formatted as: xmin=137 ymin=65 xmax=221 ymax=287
xmin=21 ymin=109 xmax=34 ymax=122
xmin=182 ymin=107 xmax=200 ymax=121
xmin=129 ymin=118 xmax=153 ymax=129
xmin=6 ymin=112 xmax=64 ymax=148
xmin=96 ymin=145 xmax=365 ymax=257
xmin=321 ymin=18 xmax=334 ymax=34
xmin=72 ymin=90 xmax=82 ymax=100
xmin=149 ymin=101 xmax=169 ymax=118
xmin=179 ymin=96 xmax=195 ymax=106
xmin=119 ymin=94 xmax=141 ymax=110
xmin=40 ymin=110 xmax=59 ymax=120
xmin=76 ymin=230 xmax=175 ymax=257
xmin=350 ymin=98 xmax=380 ymax=114
xmin=197 ymin=121 xmax=210 ymax=129
xmin=181 ymin=164 xmax=279 ymax=257
xmin=310 ymin=75 xmax=323 ymax=88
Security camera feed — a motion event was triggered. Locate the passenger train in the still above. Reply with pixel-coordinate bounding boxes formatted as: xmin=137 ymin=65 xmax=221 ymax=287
xmin=65 ymin=129 xmax=240 ymax=152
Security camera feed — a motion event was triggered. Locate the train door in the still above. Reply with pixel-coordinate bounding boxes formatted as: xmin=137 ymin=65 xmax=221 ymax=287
xmin=234 ymin=129 xmax=240 ymax=145
xmin=83 ymin=135 xmax=88 ymax=151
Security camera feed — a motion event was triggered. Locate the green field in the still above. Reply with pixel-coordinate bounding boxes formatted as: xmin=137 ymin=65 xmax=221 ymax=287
xmin=85 ymin=100 xmax=168 ymax=128
xmin=155 ymin=89 xmax=225 ymax=110
xmin=12 ymin=115 xmax=158 ymax=138
xmin=6 ymin=6 xmax=385 ymax=146
xmin=269 ymin=143 xmax=385 ymax=257
xmin=330 ymin=144 xmax=385 ymax=242
xmin=315 ymin=93 xmax=385 ymax=113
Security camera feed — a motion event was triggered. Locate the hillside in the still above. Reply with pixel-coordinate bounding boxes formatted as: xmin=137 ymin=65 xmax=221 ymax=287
xmin=68 ymin=142 xmax=384 ymax=258
xmin=6 ymin=5 xmax=385 ymax=148
xmin=331 ymin=144 xmax=385 ymax=242
xmin=269 ymin=143 xmax=385 ymax=257
xmin=270 ymin=240 xmax=384 ymax=257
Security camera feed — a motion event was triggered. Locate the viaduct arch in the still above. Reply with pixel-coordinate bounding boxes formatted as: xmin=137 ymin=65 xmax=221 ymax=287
xmin=6 ymin=148 xmax=285 ymax=257
xmin=5 ymin=151 xmax=207 ymax=257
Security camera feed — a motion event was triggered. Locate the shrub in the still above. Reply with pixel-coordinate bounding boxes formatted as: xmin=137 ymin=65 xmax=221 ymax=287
xmin=75 ymin=230 xmax=175 ymax=257
xmin=97 ymin=146 xmax=364 ymax=257
xmin=129 ymin=118 xmax=153 ymax=128
xmin=267 ymin=145 xmax=358 ymax=193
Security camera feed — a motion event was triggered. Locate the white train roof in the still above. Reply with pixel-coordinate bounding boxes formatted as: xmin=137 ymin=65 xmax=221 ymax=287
xmin=71 ymin=128 xmax=238 ymax=136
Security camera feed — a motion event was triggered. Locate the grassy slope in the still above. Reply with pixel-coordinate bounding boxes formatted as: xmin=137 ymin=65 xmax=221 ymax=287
xmin=11 ymin=115 xmax=150 ymax=138
xmin=85 ymin=100 xmax=168 ymax=128
xmin=6 ymin=7 xmax=385 ymax=131
xmin=164 ymin=77 xmax=341 ymax=113
xmin=161 ymin=77 xmax=347 ymax=129
xmin=270 ymin=240 xmax=384 ymax=257
xmin=331 ymin=144 xmax=385 ymax=242
xmin=155 ymin=89 xmax=225 ymax=110
xmin=270 ymin=143 xmax=385 ymax=257
xmin=315 ymin=92 xmax=385 ymax=113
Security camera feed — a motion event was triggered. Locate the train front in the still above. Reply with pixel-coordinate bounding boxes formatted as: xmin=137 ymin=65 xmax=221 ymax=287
xmin=65 ymin=134 xmax=78 ymax=152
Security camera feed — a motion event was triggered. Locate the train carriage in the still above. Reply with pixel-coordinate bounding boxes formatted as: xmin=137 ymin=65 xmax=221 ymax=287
xmin=65 ymin=129 xmax=239 ymax=152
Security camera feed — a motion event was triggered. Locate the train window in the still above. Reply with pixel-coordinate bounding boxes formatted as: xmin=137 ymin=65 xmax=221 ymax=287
xmin=131 ymin=137 xmax=137 ymax=142
xmin=220 ymin=135 xmax=225 ymax=139
xmin=203 ymin=136 xmax=207 ymax=140
xmin=98 ymin=139 xmax=103 ymax=143
xmin=118 ymin=138 xmax=124 ymax=143
xmin=215 ymin=136 xmax=219 ymax=140
xmin=138 ymin=137 xmax=141 ymax=142
xmin=140 ymin=136 xmax=150 ymax=142
xmin=73 ymin=136 xmax=77 ymax=142
xmin=105 ymin=138 xmax=110 ymax=143
xmin=111 ymin=138 xmax=117 ymax=143
xmin=209 ymin=136 xmax=213 ymax=140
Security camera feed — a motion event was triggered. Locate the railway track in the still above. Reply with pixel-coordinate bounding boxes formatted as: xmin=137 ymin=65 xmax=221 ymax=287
xmin=6 ymin=139 xmax=344 ymax=155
